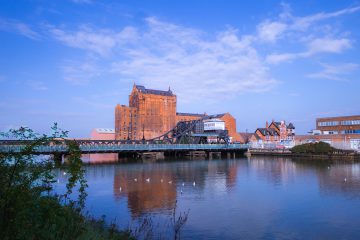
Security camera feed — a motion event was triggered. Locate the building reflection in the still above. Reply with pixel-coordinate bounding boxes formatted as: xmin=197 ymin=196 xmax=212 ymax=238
xmin=112 ymin=159 xmax=241 ymax=216
xmin=82 ymin=153 xmax=119 ymax=164
xmin=113 ymin=167 xmax=177 ymax=217
xmin=316 ymin=163 xmax=360 ymax=198
xmin=249 ymin=157 xmax=298 ymax=186
xmin=249 ymin=156 xmax=360 ymax=199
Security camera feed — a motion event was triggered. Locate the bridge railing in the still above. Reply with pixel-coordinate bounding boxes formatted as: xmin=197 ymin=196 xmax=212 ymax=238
xmin=0 ymin=143 xmax=250 ymax=153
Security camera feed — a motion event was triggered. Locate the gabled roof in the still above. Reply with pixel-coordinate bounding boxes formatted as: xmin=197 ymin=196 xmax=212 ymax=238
xmin=177 ymin=112 xmax=206 ymax=117
xmin=269 ymin=121 xmax=281 ymax=130
xmin=287 ymin=123 xmax=295 ymax=129
xmin=209 ymin=113 xmax=226 ymax=119
xmin=256 ymin=128 xmax=279 ymax=136
xmin=94 ymin=128 xmax=115 ymax=134
xmin=135 ymin=85 xmax=174 ymax=96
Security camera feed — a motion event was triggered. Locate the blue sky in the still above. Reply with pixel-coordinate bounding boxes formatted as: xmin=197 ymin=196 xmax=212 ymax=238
xmin=1 ymin=0 xmax=359 ymax=137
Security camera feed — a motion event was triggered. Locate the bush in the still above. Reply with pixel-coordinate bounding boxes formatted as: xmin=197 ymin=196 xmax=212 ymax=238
xmin=291 ymin=141 xmax=337 ymax=154
xmin=0 ymin=124 xmax=132 ymax=240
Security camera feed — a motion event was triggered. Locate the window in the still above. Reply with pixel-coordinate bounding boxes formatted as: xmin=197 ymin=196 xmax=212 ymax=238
xmin=341 ymin=120 xmax=360 ymax=125
xmin=345 ymin=129 xmax=360 ymax=134
xmin=318 ymin=121 xmax=339 ymax=127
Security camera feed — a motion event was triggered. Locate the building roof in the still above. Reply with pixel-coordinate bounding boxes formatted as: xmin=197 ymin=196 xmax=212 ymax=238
xmin=204 ymin=118 xmax=224 ymax=123
xmin=176 ymin=112 xmax=206 ymax=117
xmin=135 ymin=85 xmax=174 ymax=96
xmin=287 ymin=123 xmax=295 ymax=129
xmin=238 ymin=132 xmax=254 ymax=142
xmin=94 ymin=128 xmax=115 ymax=134
xmin=256 ymin=128 xmax=279 ymax=136
xmin=208 ymin=113 xmax=226 ymax=119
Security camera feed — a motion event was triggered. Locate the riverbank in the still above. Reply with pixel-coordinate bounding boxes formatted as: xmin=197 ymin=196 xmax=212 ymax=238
xmin=249 ymin=148 xmax=360 ymax=161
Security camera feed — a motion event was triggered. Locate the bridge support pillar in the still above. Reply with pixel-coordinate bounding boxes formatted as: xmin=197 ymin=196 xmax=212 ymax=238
xmin=208 ymin=152 xmax=221 ymax=160
xmin=185 ymin=151 xmax=206 ymax=159
xmin=138 ymin=152 xmax=164 ymax=162
xmin=53 ymin=152 xmax=63 ymax=166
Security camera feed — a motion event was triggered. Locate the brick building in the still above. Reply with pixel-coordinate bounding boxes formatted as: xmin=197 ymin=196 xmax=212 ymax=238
xmin=90 ymin=128 xmax=115 ymax=140
xmin=294 ymin=115 xmax=360 ymax=151
xmin=115 ymin=85 xmax=177 ymax=140
xmin=252 ymin=120 xmax=295 ymax=145
xmin=115 ymin=84 xmax=241 ymax=141
xmin=316 ymin=115 xmax=360 ymax=134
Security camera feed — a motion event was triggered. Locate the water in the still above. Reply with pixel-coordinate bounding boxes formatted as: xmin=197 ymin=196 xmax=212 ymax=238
xmin=55 ymin=156 xmax=360 ymax=239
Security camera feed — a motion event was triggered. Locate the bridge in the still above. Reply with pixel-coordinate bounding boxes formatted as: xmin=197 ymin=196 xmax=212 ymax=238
xmin=0 ymin=115 xmax=250 ymax=159
xmin=0 ymin=141 xmax=250 ymax=154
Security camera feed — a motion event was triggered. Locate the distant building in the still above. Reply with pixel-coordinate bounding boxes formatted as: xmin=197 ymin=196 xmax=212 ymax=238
xmin=316 ymin=115 xmax=360 ymax=134
xmin=254 ymin=120 xmax=295 ymax=144
xmin=176 ymin=112 xmax=206 ymax=122
xmin=90 ymin=128 xmax=115 ymax=140
xmin=295 ymin=115 xmax=360 ymax=151
xmin=238 ymin=132 xmax=254 ymax=144
xmin=115 ymin=84 xmax=241 ymax=142
xmin=88 ymin=128 xmax=116 ymax=163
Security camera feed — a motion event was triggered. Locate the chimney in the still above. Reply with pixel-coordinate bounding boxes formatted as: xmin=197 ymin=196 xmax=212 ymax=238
xmin=266 ymin=121 xmax=269 ymax=128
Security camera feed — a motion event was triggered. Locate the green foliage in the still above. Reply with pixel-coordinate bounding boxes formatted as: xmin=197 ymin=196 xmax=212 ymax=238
xmin=291 ymin=141 xmax=337 ymax=154
xmin=0 ymin=124 xmax=132 ymax=240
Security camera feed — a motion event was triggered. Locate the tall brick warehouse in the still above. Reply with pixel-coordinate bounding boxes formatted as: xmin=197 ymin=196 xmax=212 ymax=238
xmin=115 ymin=84 xmax=241 ymax=141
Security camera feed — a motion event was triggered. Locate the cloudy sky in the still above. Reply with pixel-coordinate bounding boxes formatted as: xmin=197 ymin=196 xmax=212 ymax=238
xmin=1 ymin=0 xmax=359 ymax=137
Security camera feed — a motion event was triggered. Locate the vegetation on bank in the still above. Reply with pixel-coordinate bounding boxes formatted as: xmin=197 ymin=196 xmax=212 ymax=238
xmin=291 ymin=142 xmax=338 ymax=154
xmin=0 ymin=124 xmax=133 ymax=240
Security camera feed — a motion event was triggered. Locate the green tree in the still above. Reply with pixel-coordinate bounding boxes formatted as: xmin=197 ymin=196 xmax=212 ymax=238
xmin=0 ymin=124 xmax=132 ymax=240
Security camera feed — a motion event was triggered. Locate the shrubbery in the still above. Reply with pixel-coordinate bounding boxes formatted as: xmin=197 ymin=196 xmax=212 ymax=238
xmin=291 ymin=141 xmax=337 ymax=154
xmin=0 ymin=124 xmax=132 ymax=240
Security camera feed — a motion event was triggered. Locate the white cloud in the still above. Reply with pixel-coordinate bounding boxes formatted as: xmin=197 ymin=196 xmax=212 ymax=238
xmin=259 ymin=4 xmax=358 ymax=64
xmin=51 ymin=18 xmax=277 ymax=100
xmin=307 ymin=63 xmax=359 ymax=81
xmin=257 ymin=21 xmax=287 ymax=42
xmin=62 ymin=61 xmax=100 ymax=85
xmin=266 ymin=53 xmax=299 ymax=64
xmin=307 ymin=38 xmax=351 ymax=54
xmin=49 ymin=26 xmax=118 ymax=56
xmin=266 ymin=37 xmax=352 ymax=64
xmin=0 ymin=18 xmax=40 ymax=40
xmin=110 ymin=18 xmax=277 ymax=100
xmin=291 ymin=6 xmax=360 ymax=31
xmin=26 ymin=80 xmax=48 ymax=91
xmin=256 ymin=5 xmax=360 ymax=43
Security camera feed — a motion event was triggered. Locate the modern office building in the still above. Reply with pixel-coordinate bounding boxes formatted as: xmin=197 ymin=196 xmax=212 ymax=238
xmin=316 ymin=115 xmax=360 ymax=134
xmin=294 ymin=115 xmax=360 ymax=151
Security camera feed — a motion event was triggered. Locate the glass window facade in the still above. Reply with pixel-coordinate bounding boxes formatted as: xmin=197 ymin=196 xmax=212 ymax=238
xmin=341 ymin=120 xmax=360 ymax=125
xmin=345 ymin=129 xmax=360 ymax=134
xmin=318 ymin=121 xmax=339 ymax=127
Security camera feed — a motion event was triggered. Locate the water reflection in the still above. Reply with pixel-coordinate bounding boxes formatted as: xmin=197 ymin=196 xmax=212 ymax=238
xmin=110 ymin=159 xmax=240 ymax=217
xmin=58 ymin=155 xmax=360 ymax=239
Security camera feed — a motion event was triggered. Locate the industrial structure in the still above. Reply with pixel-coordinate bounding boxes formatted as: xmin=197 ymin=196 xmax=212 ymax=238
xmin=115 ymin=84 xmax=241 ymax=142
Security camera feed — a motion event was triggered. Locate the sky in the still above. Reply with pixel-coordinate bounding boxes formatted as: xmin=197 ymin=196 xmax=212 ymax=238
xmin=0 ymin=0 xmax=359 ymax=137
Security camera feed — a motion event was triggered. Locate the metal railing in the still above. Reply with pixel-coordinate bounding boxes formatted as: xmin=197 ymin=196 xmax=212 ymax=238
xmin=0 ymin=143 xmax=250 ymax=153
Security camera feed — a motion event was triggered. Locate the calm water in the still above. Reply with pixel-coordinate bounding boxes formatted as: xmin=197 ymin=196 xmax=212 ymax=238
xmin=55 ymin=156 xmax=360 ymax=239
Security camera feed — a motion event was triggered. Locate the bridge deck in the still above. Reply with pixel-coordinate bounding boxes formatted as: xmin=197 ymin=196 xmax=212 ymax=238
xmin=0 ymin=143 xmax=250 ymax=154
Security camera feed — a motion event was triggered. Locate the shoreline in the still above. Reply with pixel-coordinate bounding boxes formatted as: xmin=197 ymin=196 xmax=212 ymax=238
xmin=248 ymin=148 xmax=360 ymax=161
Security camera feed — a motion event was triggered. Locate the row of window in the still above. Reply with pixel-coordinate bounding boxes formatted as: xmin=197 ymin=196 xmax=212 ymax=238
xmin=318 ymin=120 xmax=360 ymax=127
xmin=318 ymin=121 xmax=339 ymax=126
xmin=344 ymin=129 xmax=360 ymax=134
xmin=341 ymin=120 xmax=360 ymax=125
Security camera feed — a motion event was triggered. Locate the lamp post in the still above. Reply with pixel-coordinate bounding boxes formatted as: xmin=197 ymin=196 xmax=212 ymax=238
xmin=142 ymin=124 xmax=145 ymax=143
